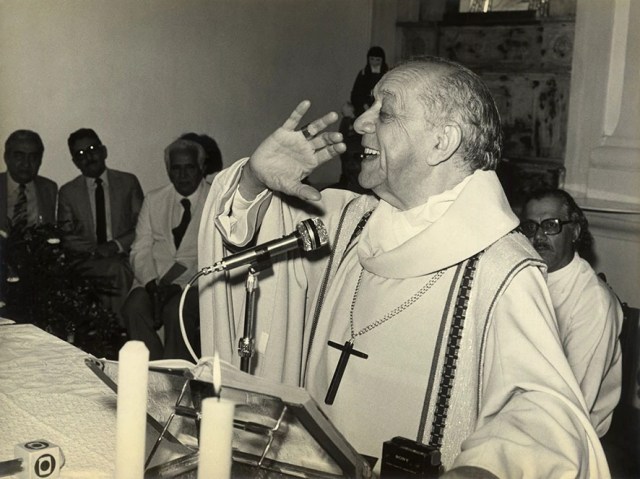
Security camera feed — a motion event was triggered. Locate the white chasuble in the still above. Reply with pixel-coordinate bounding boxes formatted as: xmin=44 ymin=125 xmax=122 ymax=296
xmin=199 ymin=159 xmax=611 ymax=478
xmin=305 ymin=249 xmax=457 ymax=461
xmin=304 ymin=179 xmax=475 ymax=460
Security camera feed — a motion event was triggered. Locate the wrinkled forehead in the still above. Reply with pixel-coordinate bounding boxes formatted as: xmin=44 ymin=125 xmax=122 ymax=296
xmin=169 ymin=147 xmax=199 ymax=165
xmin=373 ymin=75 xmax=412 ymax=108
xmin=373 ymin=66 xmax=440 ymax=104
xmin=524 ymin=196 xmax=568 ymax=219
xmin=7 ymin=139 xmax=43 ymax=153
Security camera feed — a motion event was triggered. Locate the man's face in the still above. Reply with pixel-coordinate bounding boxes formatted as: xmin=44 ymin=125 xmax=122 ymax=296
xmin=169 ymin=150 xmax=203 ymax=197
xmin=353 ymin=69 xmax=438 ymax=209
xmin=70 ymin=136 xmax=107 ymax=178
xmin=4 ymin=139 xmax=43 ymax=184
xmin=522 ymin=196 xmax=579 ymax=273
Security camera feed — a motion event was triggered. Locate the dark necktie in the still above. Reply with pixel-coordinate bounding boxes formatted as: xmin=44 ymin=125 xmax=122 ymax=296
xmin=95 ymin=178 xmax=107 ymax=244
xmin=172 ymin=198 xmax=191 ymax=249
xmin=12 ymin=183 xmax=28 ymax=232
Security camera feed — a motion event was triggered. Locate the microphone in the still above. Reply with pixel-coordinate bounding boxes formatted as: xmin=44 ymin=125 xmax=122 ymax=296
xmin=205 ymin=217 xmax=328 ymax=273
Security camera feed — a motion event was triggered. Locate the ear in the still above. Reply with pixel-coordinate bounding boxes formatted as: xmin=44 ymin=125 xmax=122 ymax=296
xmin=427 ymin=123 xmax=462 ymax=167
xmin=102 ymin=145 xmax=108 ymax=159
xmin=572 ymin=222 xmax=581 ymax=243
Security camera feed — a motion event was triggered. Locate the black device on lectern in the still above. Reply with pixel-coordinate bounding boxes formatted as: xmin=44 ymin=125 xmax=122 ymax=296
xmin=380 ymin=436 xmax=443 ymax=478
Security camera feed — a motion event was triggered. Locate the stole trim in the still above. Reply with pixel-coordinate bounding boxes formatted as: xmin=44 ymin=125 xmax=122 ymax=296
xmin=429 ymin=253 xmax=481 ymax=448
xmin=417 ymin=261 xmax=464 ymax=441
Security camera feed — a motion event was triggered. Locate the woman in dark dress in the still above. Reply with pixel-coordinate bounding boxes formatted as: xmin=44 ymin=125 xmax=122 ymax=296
xmin=350 ymin=46 xmax=389 ymax=117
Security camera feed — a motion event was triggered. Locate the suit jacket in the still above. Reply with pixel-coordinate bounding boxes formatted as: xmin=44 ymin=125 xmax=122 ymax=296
xmin=57 ymin=169 xmax=143 ymax=253
xmin=130 ymin=181 xmax=210 ymax=287
xmin=0 ymin=172 xmax=58 ymax=230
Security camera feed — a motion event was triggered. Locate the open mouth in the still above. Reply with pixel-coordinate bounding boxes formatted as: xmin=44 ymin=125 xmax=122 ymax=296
xmin=362 ymin=147 xmax=379 ymax=159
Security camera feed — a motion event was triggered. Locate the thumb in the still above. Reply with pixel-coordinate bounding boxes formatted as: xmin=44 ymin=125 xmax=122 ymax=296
xmin=288 ymin=183 xmax=322 ymax=202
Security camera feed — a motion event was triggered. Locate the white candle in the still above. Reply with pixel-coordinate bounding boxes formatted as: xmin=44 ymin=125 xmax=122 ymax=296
xmin=115 ymin=341 xmax=149 ymax=478
xmin=197 ymin=397 xmax=235 ymax=479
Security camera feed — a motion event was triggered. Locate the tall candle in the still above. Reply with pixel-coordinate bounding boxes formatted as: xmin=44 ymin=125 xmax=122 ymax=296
xmin=213 ymin=350 xmax=222 ymax=397
xmin=197 ymin=397 xmax=235 ymax=479
xmin=115 ymin=341 xmax=149 ymax=478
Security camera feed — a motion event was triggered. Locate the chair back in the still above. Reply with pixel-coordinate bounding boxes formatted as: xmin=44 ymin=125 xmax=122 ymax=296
xmin=619 ymin=303 xmax=640 ymax=410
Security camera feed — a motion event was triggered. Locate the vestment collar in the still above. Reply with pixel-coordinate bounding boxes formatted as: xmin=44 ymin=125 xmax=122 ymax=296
xmin=357 ymin=170 xmax=518 ymax=278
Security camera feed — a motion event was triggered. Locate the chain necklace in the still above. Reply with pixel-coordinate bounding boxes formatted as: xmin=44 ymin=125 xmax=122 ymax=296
xmin=350 ymin=267 xmax=446 ymax=339
xmin=324 ymin=266 xmax=446 ymax=405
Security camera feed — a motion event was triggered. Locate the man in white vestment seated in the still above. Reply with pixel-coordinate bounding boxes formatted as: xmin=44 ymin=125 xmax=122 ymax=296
xmin=520 ymin=188 xmax=623 ymax=437
xmin=198 ymin=57 xmax=610 ymax=477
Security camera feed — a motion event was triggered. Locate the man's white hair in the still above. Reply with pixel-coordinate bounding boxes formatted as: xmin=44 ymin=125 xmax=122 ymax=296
xmin=164 ymin=139 xmax=206 ymax=175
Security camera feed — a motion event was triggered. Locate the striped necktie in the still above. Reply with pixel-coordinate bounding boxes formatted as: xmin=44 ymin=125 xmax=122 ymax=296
xmin=12 ymin=183 xmax=28 ymax=232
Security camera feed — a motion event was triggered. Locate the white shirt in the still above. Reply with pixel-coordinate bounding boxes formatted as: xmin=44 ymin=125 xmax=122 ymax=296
xmin=547 ymin=252 xmax=623 ymax=436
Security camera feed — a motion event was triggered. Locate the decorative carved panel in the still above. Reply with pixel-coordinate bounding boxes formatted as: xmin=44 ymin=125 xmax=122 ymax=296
xmin=398 ymin=17 xmax=574 ymax=208
xmin=483 ymin=72 xmax=570 ymax=161
xmin=438 ymin=22 xmax=574 ymax=72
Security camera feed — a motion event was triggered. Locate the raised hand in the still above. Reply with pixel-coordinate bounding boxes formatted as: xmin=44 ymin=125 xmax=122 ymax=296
xmin=241 ymin=100 xmax=346 ymax=201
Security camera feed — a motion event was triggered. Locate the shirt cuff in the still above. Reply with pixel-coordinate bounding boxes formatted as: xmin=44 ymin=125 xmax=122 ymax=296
xmin=113 ymin=239 xmax=124 ymax=253
xmin=219 ymin=185 xmax=270 ymax=246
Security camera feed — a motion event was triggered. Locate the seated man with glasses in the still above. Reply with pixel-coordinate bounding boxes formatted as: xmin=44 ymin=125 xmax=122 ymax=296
xmin=57 ymin=128 xmax=144 ymax=324
xmin=521 ymin=188 xmax=623 ymax=437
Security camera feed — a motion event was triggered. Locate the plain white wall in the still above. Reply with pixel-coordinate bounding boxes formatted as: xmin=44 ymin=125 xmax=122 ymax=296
xmin=563 ymin=0 xmax=640 ymax=304
xmin=0 ymin=0 xmax=375 ymax=192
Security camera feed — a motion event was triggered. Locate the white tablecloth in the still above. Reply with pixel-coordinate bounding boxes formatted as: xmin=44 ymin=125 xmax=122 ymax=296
xmin=0 ymin=323 xmax=118 ymax=477
xmin=0 ymin=322 xmax=190 ymax=478
xmin=0 ymin=322 xmax=368 ymax=478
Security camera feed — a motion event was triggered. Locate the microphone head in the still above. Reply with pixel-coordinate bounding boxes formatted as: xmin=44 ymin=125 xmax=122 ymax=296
xmin=296 ymin=218 xmax=328 ymax=252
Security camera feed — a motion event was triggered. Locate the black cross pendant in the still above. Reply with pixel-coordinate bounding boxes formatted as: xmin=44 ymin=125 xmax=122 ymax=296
xmin=324 ymin=339 xmax=368 ymax=405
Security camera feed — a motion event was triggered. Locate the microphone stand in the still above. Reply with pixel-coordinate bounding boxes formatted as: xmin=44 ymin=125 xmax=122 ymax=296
xmin=238 ymin=256 xmax=271 ymax=374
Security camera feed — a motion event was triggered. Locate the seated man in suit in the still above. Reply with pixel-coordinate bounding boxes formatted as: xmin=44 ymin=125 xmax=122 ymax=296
xmin=57 ymin=128 xmax=143 ymax=321
xmin=1 ymin=130 xmax=57 ymax=232
xmin=122 ymin=138 xmax=211 ymax=360
xmin=520 ymin=188 xmax=623 ymax=437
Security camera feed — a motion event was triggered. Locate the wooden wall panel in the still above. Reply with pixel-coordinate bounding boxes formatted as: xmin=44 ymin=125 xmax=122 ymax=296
xmin=398 ymin=17 xmax=575 ymax=209
xmin=483 ymin=72 xmax=570 ymax=161
xmin=438 ymin=22 xmax=574 ymax=72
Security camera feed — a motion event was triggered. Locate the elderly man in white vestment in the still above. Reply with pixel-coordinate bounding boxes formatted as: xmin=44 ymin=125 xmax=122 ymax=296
xmin=198 ymin=57 xmax=610 ymax=478
xmin=521 ymin=188 xmax=623 ymax=437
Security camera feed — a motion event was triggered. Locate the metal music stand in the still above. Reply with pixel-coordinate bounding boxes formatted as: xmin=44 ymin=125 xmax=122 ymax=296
xmin=86 ymin=356 xmax=373 ymax=478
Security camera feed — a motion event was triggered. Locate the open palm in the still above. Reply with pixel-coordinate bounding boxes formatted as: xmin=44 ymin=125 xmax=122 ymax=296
xmin=249 ymin=100 xmax=346 ymax=201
